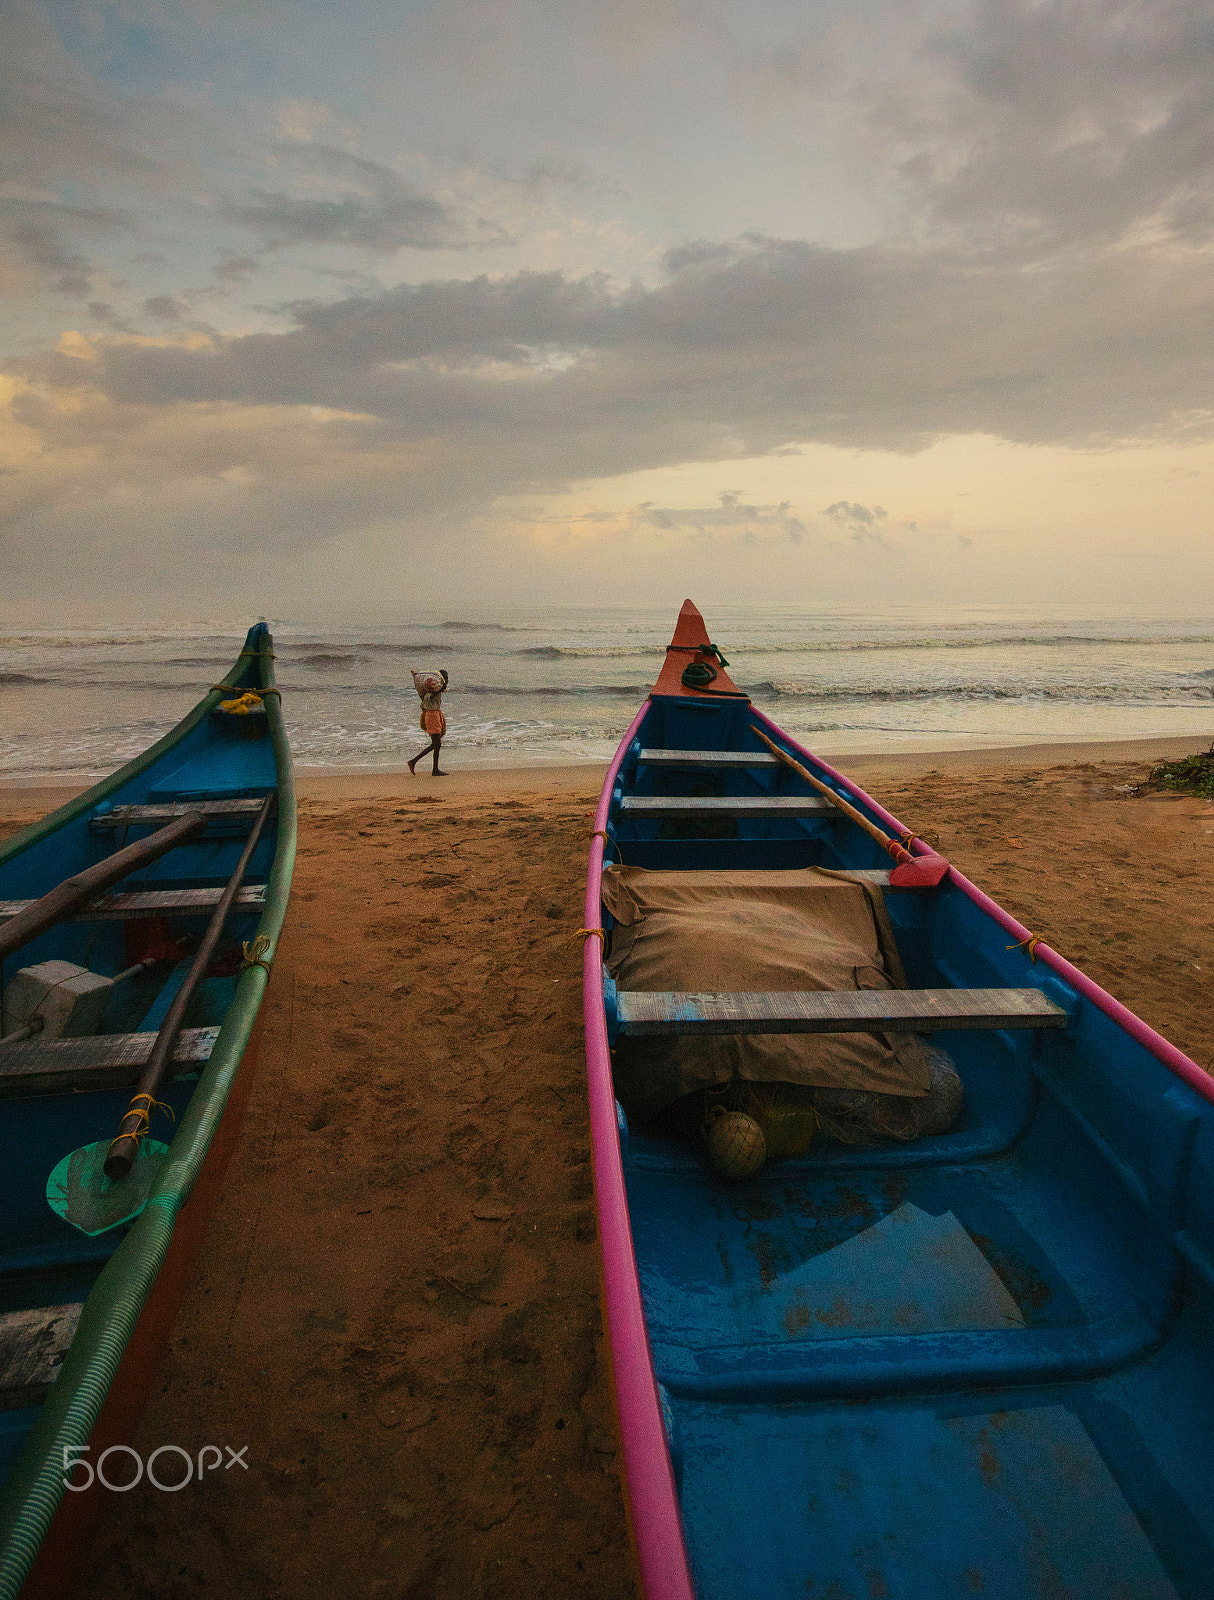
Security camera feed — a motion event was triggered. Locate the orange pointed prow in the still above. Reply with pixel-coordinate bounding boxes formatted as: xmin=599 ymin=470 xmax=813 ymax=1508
xmin=650 ymin=600 xmax=748 ymax=701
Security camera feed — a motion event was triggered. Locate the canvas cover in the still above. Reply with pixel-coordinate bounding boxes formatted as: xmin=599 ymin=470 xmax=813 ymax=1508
xmin=602 ymin=865 xmax=932 ymax=1121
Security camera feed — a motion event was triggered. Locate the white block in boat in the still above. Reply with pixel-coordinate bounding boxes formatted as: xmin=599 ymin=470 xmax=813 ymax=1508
xmin=3 ymin=961 xmax=112 ymax=1040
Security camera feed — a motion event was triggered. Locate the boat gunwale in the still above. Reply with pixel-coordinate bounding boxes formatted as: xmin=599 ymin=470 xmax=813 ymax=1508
xmin=0 ymin=625 xmax=297 ymax=1600
xmin=584 ymin=701 xmax=696 ymax=1600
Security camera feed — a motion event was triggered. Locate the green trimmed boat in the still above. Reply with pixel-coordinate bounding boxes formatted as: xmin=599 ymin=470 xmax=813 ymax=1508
xmin=0 ymin=623 xmax=294 ymax=1598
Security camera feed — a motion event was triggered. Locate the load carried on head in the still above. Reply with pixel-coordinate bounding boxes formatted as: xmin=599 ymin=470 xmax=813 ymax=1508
xmin=602 ymin=864 xmax=963 ymax=1181
xmin=411 ymin=669 xmax=448 ymax=731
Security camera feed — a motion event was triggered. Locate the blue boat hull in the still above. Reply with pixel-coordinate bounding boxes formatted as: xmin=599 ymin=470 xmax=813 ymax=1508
xmin=0 ymin=623 xmax=294 ymax=1598
xmin=590 ymin=607 xmax=1214 ymax=1599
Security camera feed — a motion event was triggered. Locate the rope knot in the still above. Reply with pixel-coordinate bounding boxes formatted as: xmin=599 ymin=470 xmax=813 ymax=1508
xmin=572 ymin=926 xmax=605 ymax=944
xmin=121 ymin=1091 xmax=176 ymax=1145
xmin=240 ymin=934 xmax=273 ymax=975
xmin=1007 ymin=933 xmax=1044 ymax=962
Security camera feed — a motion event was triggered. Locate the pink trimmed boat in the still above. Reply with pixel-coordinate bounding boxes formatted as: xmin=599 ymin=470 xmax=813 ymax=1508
xmin=582 ymin=599 xmax=1214 ymax=1600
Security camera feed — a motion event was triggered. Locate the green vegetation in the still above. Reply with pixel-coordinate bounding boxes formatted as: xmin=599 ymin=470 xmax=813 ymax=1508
xmin=1146 ymin=744 xmax=1214 ymax=798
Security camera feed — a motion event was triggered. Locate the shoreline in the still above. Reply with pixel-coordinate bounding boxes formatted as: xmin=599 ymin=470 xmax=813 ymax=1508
xmin=0 ymin=731 xmax=1207 ymax=811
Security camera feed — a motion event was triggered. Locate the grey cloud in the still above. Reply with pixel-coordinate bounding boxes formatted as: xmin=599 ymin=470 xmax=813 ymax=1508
xmin=736 ymin=1 xmax=1214 ymax=254
xmin=825 ymin=502 xmax=886 ymax=525
xmin=60 ymin=230 xmax=1214 ymax=462
xmin=825 ymin=501 xmax=889 ymax=545
xmin=636 ymin=492 xmax=809 ymax=541
xmin=0 ymin=198 xmax=131 ymax=298
xmin=221 ymin=142 xmax=505 ymax=254
xmin=143 ymin=295 xmax=186 ymax=322
xmin=214 ymin=255 xmax=259 ymax=282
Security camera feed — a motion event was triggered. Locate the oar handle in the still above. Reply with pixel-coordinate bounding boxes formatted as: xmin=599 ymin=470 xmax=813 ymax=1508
xmin=750 ymin=727 xmax=915 ymax=863
xmin=104 ymin=794 xmax=275 ymax=1182
xmin=0 ymin=811 xmax=206 ymax=964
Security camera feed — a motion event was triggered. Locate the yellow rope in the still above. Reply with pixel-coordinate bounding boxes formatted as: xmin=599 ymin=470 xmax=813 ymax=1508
xmin=1007 ymin=933 xmax=1044 ymax=962
xmin=117 ymin=1090 xmax=176 ymax=1145
xmin=590 ymin=830 xmax=611 ymax=844
xmin=211 ymin=684 xmax=281 ymax=701
xmin=572 ymin=927 xmax=605 ymax=943
xmin=240 ymin=934 xmax=273 ymax=974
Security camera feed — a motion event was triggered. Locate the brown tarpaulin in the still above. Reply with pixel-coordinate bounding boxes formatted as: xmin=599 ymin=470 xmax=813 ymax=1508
xmin=602 ymin=865 xmax=932 ymax=1121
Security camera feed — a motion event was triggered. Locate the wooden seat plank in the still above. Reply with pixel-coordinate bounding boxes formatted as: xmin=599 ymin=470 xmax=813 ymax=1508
xmin=0 ymin=1026 xmax=219 ymax=1098
xmin=636 ymin=749 xmax=781 ymax=768
xmin=620 ymin=796 xmax=834 ymax=819
xmin=0 ymin=884 xmax=267 ymax=925
xmin=90 ymin=797 xmax=272 ymax=832
xmin=614 ymin=988 xmax=1067 ymax=1036
xmin=0 ymin=1303 xmax=83 ymax=1411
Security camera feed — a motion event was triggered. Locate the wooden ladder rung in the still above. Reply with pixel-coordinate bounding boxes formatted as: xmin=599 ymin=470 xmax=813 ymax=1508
xmin=619 ymin=796 xmax=835 ymax=819
xmin=0 ymin=1026 xmax=219 ymax=1098
xmin=0 ymin=1303 xmax=83 ymax=1411
xmin=0 ymin=884 xmax=267 ymax=925
xmin=89 ymin=797 xmax=272 ymax=832
xmin=636 ymin=749 xmax=781 ymax=768
xmin=613 ymin=988 xmax=1068 ymax=1036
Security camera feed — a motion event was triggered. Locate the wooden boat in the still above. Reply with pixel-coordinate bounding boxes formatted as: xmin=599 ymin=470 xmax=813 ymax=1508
xmin=583 ymin=600 xmax=1214 ymax=1600
xmin=0 ymin=624 xmax=294 ymax=1599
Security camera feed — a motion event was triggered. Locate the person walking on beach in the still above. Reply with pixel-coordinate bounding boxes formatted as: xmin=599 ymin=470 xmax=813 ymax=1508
xmin=409 ymin=668 xmax=449 ymax=776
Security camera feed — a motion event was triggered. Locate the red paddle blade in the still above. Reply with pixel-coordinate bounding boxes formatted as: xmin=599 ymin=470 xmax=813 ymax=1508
xmin=889 ymin=852 xmax=951 ymax=888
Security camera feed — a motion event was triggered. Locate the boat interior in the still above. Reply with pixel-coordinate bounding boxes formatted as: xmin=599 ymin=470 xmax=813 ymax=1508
xmin=603 ymin=692 xmax=1214 ymax=1600
xmin=0 ymin=642 xmax=279 ymax=1482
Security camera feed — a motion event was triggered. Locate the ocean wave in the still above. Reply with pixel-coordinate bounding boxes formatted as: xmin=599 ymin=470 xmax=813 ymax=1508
xmin=0 ymin=671 xmax=50 ymax=686
xmin=719 ymin=633 xmax=1214 ymax=655
xmin=745 ymin=680 xmax=1214 ymax=704
xmin=516 ymin=644 xmax=661 ymax=659
xmin=434 ymin=620 xmax=528 ymax=632
xmin=495 ymin=633 xmax=1214 ymax=660
xmin=161 ymin=658 xmax=250 ymax=670
xmin=360 ymin=641 xmax=473 ymax=655
xmin=296 ymin=652 xmax=359 ymax=668
xmin=451 ymin=681 xmax=649 ymax=698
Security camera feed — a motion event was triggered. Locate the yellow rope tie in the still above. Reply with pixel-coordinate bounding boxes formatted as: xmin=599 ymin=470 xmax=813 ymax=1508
xmin=572 ymin=927 xmax=606 ymax=944
xmin=590 ymin=830 xmax=611 ymax=844
xmin=240 ymin=934 xmax=273 ymax=975
xmin=119 ymin=1091 xmax=176 ymax=1145
xmin=211 ymin=684 xmax=281 ymax=700
xmin=1007 ymin=933 xmax=1044 ymax=962
xmin=899 ymin=831 xmax=917 ymax=850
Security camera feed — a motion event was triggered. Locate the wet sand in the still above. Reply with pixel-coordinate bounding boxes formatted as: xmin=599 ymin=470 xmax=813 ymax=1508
xmin=0 ymin=735 xmax=1211 ymax=1597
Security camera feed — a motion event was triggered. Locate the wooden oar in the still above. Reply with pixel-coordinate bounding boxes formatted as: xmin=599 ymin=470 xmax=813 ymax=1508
xmin=103 ymin=794 xmax=275 ymax=1181
xmin=0 ymin=811 xmax=205 ymax=964
xmin=750 ymin=727 xmax=950 ymax=888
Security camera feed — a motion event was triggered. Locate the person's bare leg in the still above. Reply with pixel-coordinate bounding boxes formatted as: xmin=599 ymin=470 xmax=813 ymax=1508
xmin=408 ymin=738 xmax=436 ymax=774
xmin=432 ymin=735 xmax=446 ymax=776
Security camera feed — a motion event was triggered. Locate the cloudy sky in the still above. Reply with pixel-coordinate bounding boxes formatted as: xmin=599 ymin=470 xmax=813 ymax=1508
xmin=3 ymin=0 xmax=1213 ymax=620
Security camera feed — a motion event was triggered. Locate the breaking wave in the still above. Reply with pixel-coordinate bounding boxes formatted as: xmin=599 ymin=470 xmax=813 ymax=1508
xmin=745 ymin=680 xmax=1214 ymax=704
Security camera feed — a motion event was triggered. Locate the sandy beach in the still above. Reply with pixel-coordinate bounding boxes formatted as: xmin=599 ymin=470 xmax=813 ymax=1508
xmin=1 ymin=732 xmax=1211 ymax=1597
